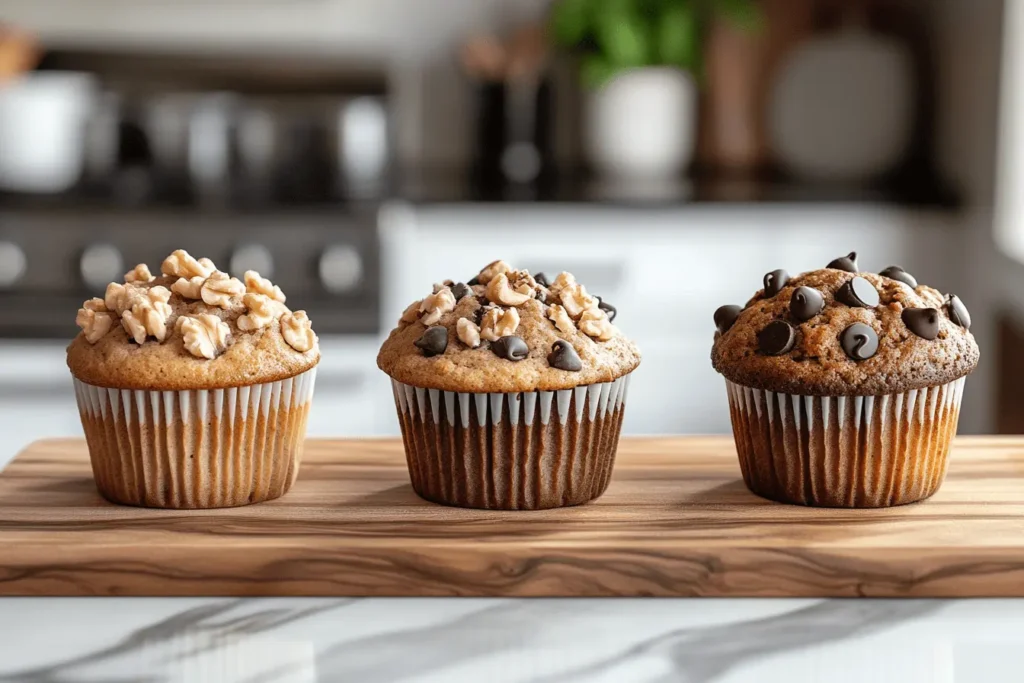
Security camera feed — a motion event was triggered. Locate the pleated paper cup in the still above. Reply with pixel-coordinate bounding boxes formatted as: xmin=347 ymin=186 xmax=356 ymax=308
xmin=73 ymin=368 xmax=317 ymax=509
xmin=725 ymin=376 xmax=966 ymax=508
xmin=390 ymin=374 xmax=632 ymax=510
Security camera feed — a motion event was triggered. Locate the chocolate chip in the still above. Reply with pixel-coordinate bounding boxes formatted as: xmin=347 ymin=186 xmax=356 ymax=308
xmin=763 ymin=269 xmax=789 ymax=298
xmin=414 ymin=326 xmax=448 ymax=357
xmin=902 ymin=307 xmax=939 ymax=340
xmin=835 ymin=276 xmax=879 ymax=308
xmin=596 ymin=296 xmax=617 ymax=322
xmin=491 ymin=335 xmax=529 ymax=361
xmin=534 ymin=272 xmax=550 ymax=287
xmin=548 ymin=340 xmax=582 ymax=371
xmin=451 ymin=282 xmax=471 ymax=301
xmin=467 ymin=276 xmax=480 ymax=286
xmin=714 ymin=305 xmax=742 ymax=334
xmin=790 ymin=286 xmax=824 ymax=322
xmin=945 ymin=294 xmax=971 ymax=330
xmin=757 ymin=320 xmax=796 ymax=356
xmin=827 ymin=251 xmax=859 ymax=272
xmin=840 ymin=322 xmax=878 ymax=361
xmin=879 ymin=265 xmax=918 ymax=289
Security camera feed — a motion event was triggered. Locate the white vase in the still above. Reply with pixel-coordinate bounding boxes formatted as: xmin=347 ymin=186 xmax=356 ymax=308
xmin=584 ymin=67 xmax=697 ymax=179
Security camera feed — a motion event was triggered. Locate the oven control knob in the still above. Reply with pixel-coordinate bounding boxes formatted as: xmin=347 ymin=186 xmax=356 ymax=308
xmin=319 ymin=245 xmax=363 ymax=294
xmin=230 ymin=243 xmax=274 ymax=278
xmin=0 ymin=241 xmax=26 ymax=289
xmin=80 ymin=244 xmax=124 ymax=292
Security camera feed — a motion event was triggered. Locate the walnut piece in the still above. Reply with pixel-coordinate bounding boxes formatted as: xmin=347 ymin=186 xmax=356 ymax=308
xmin=83 ymin=297 xmax=107 ymax=313
xmin=161 ymin=249 xmax=214 ymax=279
xmin=559 ymin=280 xmax=599 ymax=319
xmin=244 ymin=270 xmax=285 ymax=303
xmin=122 ymin=297 xmax=173 ymax=344
xmin=478 ymin=259 xmax=512 ymax=285
xmin=486 ymin=272 xmax=532 ymax=307
xmin=549 ymin=271 xmax=576 ymax=294
xmin=104 ymin=282 xmax=128 ymax=314
xmin=200 ymin=271 xmax=245 ymax=308
xmin=124 ymin=263 xmax=155 ymax=283
xmin=546 ymin=304 xmax=576 ymax=335
xmin=419 ymin=287 xmax=456 ymax=325
xmin=176 ymin=314 xmax=230 ymax=359
xmin=480 ymin=306 xmax=520 ymax=342
xmin=579 ymin=307 xmax=615 ymax=341
xmin=457 ymin=317 xmax=481 ymax=348
xmin=76 ymin=308 xmax=114 ymax=344
xmin=281 ymin=310 xmax=317 ymax=352
xmin=237 ymin=293 xmax=279 ymax=331
xmin=399 ymin=300 xmax=423 ymax=325
xmin=171 ymin=276 xmax=204 ymax=300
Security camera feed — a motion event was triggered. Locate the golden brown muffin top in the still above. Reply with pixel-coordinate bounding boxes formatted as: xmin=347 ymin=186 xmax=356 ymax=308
xmin=711 ymin=253 xmax=979 ymax=396
xmin=67 ymin=250 xmax=319 ymax=390
xmin=377 ymin=260 xmax=641 ymax=392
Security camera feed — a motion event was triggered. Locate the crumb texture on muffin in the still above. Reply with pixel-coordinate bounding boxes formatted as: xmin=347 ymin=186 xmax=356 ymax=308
xmin=711 ymin=256 xmax=980 ymax=396
xmin=377 ymin=261 xmax=641 ymax=392
xmin=68 ymin=250 xmax=320 ymax=390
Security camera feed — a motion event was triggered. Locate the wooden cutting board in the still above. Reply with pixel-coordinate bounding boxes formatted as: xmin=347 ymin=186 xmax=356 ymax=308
xmin=2 ymin=436 xmax=1024 ymax=597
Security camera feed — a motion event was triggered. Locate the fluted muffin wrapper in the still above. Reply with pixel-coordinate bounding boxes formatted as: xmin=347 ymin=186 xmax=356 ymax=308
xmin=724 ymin=377 xmax=966 ymax=508
xmin=73 ymin=368 xmax=316 ymax=509
xmin=390 ymin=374 xmax=631 ymax=510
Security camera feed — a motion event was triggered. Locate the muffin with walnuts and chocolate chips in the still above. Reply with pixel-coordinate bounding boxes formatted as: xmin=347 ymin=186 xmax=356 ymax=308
xmin=377 ymin=260 xmax=640 ymax=510
xmin=711 ymin=252 xmax=979 ymax=508
xmin=68 ymin=250 xmax=319 ymax=509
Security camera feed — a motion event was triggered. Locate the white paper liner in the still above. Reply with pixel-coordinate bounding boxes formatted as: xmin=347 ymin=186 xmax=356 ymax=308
xmin=73 ymin=367 xmax=316 ymax=509
xmin=725 ymin=376 xmax=966 ymax=507
xmin=390 ymin=374 xmax=631 ymax=510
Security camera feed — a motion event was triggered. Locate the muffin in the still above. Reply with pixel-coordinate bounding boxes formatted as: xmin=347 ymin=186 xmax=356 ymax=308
xmin=377 ymin=261 xmax=641 ymax=510
xmin=67 ymin=250 xmax=319 ymax=508
xmin=711 ymin=253 xmax=979 ymax=508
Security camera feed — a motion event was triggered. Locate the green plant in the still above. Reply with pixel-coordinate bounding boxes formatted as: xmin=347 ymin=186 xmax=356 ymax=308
xmin=550 ymin=0 xmax=763 ymax=88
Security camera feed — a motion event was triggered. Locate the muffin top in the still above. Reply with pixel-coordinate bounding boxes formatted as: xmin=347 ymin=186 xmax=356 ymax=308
xmin=67 ymin=250 xmax=319 ymax=390
xmin=711 ymin=253 xmax=979 ymax=396
xmin=377 ymin=260 xmax=641 ymax=392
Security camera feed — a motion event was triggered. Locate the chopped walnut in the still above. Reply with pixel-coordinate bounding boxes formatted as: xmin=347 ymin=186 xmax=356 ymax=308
xmin=237 ymin=293 xmax=279 ymax=332
xmin=200 ymin=272 xmax=245 ymax=308
xmin=457 ymin=317 xmax=481 ymax=348
xmin=83 ymin=297 xmax=107 ymax=313
xmin=399 ymin=300 xmax=423 ymax=325
xmin=486 ymin=272 xmax=533 ymax=307
xmin=243 ymin=270 xmax=285 ymax=303
xmin=171 ymin=276 xmax=204 ymax=300
xmin=124 ymin=263 xmax=155 ymax=283
xmin=478 ymin=259 xmax=512 ymax=285
xmin=559 ymin=280 xmax=599 ymax=320
xmin=176 ymin=314 xmax=230 ymax=359
xmin=161 ymin=249 xmax=214 ymax=280
xmin=579 ymin=307 xmax=615 ymax=341
xmin=480 ymin=306 xmax=520 ymax=342
xmin=122 ymin=296 xmax=173 ymax=344
xmin=104 ymin=282 xmax=128 ymax=314
xmin=419 ymin=287 xmax=456 ymax=325
xmin=281 ymin=311 xmax=317 ymax=352
xmin=549 ymin=271 xmax=576 ymax=294
xmin=76 ymin=308 xmax=114 ymax=344
xmin=547 ymin=304 xmax=577 ymax=335
xmin=147 ymin=286 xmax=171 ymax=304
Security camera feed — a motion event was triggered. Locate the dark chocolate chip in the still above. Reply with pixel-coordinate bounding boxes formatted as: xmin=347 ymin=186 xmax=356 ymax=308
xmin=945 ymin=294 xmax=971 ymax=330
xmin=757 ymin=320 xmax=796 ymax=356
xmin=414 ymin=326 xmax=448 ymax=357
xmin=902 ymin=307 xmax=939 ymax=340
xmin=467 ymin=276 xmax=480 ymax=286
xmin=596 ymin=296 xmax=617 ymax=322
xmin=451 ymin=282 xmax=471 ymax=301
xmin=835 ymin=276 xmax=880 ymax=308
xmin=840 ymin=322 xmax=878 ymax=361
xmin=879 ymin=265 xmax=918 ymax=289
xmin=827 ymin=251 xmax=859 ymax=272
xmin=534 ymin=272 xmax=550 ymax=287
xmin=790 ymin=286 xmax=825 ymax=322
xmin=548 ymin=340 xmax=582 ymax=371
xmin=763 ymin=269 xmax=789 ymax=298
xmin=491 ymin=335 xmax=529 ymax=361
xmin=714 ymin=304 xmax=742 ymax=334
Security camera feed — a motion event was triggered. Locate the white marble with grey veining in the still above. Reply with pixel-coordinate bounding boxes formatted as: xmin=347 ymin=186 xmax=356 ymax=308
xmin=0 ymin=598 xmax=1022 ymax=682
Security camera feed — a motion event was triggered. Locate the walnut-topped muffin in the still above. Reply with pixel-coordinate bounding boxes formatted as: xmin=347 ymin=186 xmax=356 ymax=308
xmin=711 ymin=252 xmax=978 ymax=508
xmin=68 ymin=250 xmax=319 ymax=509
xmin=378 ymin=260 xmax=641 ymax=510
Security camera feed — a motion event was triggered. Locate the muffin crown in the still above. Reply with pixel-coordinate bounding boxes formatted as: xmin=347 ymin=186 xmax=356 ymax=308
xmin=67 ymin=249 xmax=319 ymax=390
xmin=377 ymin=260 xmax=641 ymax=392
xmin=711 ymin=254 xmax=979 ymax=396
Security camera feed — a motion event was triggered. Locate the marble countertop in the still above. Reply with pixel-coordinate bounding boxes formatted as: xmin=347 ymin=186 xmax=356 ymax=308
xmin=0 ymin=598 xmax=1020 ymax=682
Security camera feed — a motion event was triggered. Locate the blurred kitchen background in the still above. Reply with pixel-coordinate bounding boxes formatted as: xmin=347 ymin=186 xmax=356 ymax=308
xmin=0 ymin=0 xmax=1019 ymax=465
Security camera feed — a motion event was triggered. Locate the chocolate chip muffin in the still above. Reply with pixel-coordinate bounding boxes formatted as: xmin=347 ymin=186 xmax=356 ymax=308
xmin=68 ymin=250 xmax=319 ymax=509
xmin=378 ymin=260 xmax=641 ymax=510
xmin=711 ymin=253 xmax=979 ymax=508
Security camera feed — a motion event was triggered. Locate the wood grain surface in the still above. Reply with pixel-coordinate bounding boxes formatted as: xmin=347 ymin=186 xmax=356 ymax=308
xmin=2 ymin=437 xmax=1024 ymax=597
